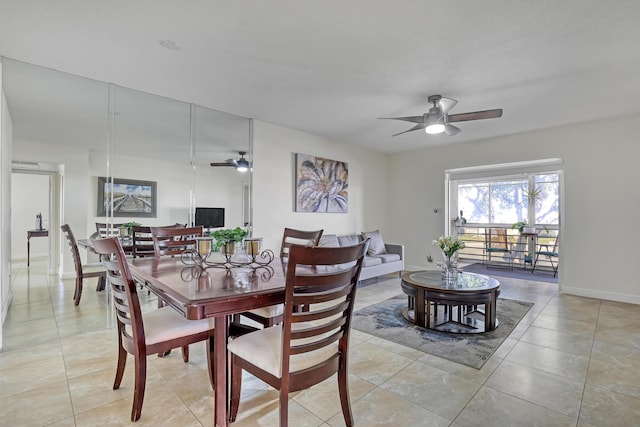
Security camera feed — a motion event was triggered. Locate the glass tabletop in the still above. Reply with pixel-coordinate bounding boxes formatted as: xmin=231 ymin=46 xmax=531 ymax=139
xmin=405 ymin=270 xmax=499 ymax=291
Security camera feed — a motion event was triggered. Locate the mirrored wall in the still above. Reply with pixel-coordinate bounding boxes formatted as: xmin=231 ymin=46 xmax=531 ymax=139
xmin=3 ymin=57 xmax=252 ymax=271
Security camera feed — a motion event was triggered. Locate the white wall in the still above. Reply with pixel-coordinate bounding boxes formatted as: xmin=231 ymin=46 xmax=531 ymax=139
xmin=1 ymin=77 xmax=14 ymax=336
xmin=252 ymin=120 xmax=389 ymax=253
xmin=11 ymin=173 xmax=49 ymax=260
xmin=389 ymin=114 xmax=640 ymax=304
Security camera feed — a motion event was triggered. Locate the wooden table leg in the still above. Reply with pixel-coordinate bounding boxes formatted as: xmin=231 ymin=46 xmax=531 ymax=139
xmin=415 ymin=289 xmax=426 ymax=327
xmin=214 ymin=316 xmax=229 ymax=427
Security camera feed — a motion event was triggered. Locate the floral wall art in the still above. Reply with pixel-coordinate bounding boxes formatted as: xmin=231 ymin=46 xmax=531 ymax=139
xmin=295 ymin=153 xmax=348 ymax=213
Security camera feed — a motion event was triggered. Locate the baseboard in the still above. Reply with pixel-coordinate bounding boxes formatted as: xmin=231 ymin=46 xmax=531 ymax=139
xmin=561 ymin=285 xmax=640 ymax=305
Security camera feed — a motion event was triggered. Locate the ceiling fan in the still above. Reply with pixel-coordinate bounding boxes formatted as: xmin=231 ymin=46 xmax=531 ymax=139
xmin=380 ymin=95 xmax=503 ymax=137
xmin=210 ymin=151 xmax=250 ymax=172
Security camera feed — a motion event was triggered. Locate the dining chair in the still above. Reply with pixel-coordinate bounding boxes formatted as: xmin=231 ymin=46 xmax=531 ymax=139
xmin=483 ymin=228 xmax=513 ymax=270
xmin=95 ymin=222 xmax=125 ymax=238
xmin=150 ymin=225 xmax=203 ymax=257
xmin=239 ymin=228 xmax=324 ymax=328
xmin=228 ymin=240 xmax=368 ymax=427
xmin=132 ymin=224 xmax=186 ymax=258
xmin=60 ymin=224 xmax=106 ymax=306
xmin=91 ymin=237 xmax=215 ymax=422
xmin=532 ymin=232 xmax=560 ymax=277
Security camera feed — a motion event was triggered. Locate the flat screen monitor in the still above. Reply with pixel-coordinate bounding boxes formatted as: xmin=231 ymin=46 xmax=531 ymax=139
xmin=195 ymin=207 xmax=225 ymax=229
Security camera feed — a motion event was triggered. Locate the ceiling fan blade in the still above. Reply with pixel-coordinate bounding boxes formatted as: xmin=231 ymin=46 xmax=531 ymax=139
xmin=447 ymin=108 xmax=503 ymax=123
xmin=444 ymin=123 xmax=462 ymax=136
xmin=438 ymin=97 xmax=458 ymax=116
xmin=392 ymin=123 xmax=426 ymax=137
xmin=210 ymin=162 xmax=235 ymax=167
xmin=379 ymin=115 xmax=424 ymax=124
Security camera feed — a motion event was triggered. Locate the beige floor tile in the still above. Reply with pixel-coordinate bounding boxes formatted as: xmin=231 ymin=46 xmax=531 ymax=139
xmin=0 ymin=377 xmax=74 ymax=426
xmin=520 ymin=325 xmax=595 ymax=356
xmin=579 ymin=384 xmax=640 ymax=427
xmin=415 ymin=350 xmax=503 ymax=384
xmin=506 ymin=341 xmax=590 ymax=381
xmin=452 ymin=386 xmax=577 ymax=426
xmin=532 ymin=312 xmax=597 ymax=337
xmin=599 ymin=300 xmax=640 ymax=320
xmin=587 ymin=340 xmax=640 ymax=399
xmin=326 ymin=387 xmax=450 ymax=427
xmin=348 ymin=341 xmax=413 ymax=385
xmin=293 ymin=374 xmax=376 ymax=421
xmin=228 ymin=389 xmax=325 ymax=427
xmin=485 ymin=360 xmax=584 ymax=417
xmin=380 ymin=361 xmax=481 ymax=420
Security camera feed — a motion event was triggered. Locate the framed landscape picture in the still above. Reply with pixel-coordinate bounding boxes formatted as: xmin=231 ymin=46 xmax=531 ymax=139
xmin=295 ymin=153 xmax=348 ymax=213
xmin=97 ymin=177 xmax=157 ymax=218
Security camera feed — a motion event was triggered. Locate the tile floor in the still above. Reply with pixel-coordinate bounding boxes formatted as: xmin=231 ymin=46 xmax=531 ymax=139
xmin=1 ymin=257 xmax=639 ymax=426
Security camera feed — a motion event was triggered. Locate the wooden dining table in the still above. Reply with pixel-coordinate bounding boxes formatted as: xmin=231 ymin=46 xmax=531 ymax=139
xmin=128 ymin=256 xmax=287 ymax=427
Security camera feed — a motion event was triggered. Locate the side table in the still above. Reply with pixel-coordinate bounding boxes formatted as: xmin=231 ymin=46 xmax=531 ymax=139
xmin=27 ymin=229 xmax=48 ymax=267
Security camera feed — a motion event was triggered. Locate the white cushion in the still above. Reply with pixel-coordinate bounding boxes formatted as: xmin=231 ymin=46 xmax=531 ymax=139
xmin=371 ymin=253 xmax=401 ymax=263
xmin=227 ymin=322 xmax=338 ymax=377
xmin=247 ymin=304 xmax=284 ymax=318
xmin=125 ymin=306 xmax=215 ymax=345
xmin=337 ymin=234 xmax=361 ymax=247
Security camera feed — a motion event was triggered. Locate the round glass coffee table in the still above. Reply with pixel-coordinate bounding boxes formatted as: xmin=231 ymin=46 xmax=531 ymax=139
xmin=400 ymin=270 xmax=500 ymax=333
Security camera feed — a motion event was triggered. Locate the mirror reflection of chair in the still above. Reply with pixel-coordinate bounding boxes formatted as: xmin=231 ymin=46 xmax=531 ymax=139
xmin=532 ymin=233 xmax=560 ymax=277
xmin=228 ymin=241 xmax=368 ymax=427
xmin=60 ymin=224 xmax=106 ymax=306
xmin=132 ymin=224 xmax=186 ymax=258
xmin=150 ymin=226 xmax=203 ymax=257
xmin=240 ymin=228 xmax=324 ymax=328
xmin=95 ymin=222 xmax=125 ymax=238
xmin=91 ymin=237 xmax=215 ymax=422
xmin=483 ymin=228 xmax=513 ymax=270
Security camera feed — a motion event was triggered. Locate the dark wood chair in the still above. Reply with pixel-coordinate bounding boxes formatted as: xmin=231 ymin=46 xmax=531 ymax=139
xmin=95 ymin=222 xmax=125 ymax=238
xmin=91 ymin=237 xmax=215 ymax=422
xmin=60 ymin=224 xmax=106 ymax=306
xmin=150 ymin=226 xmax=203 ymax=257
xmin=228 ymin=240 xmax=368 ymax=427
xmin=279 ymin=227 xmax=324 ymax=258
xmin=239 ymin=228 xmax=324 ymax=328
xmin=132 ymin=224 xmax=185 ymax=258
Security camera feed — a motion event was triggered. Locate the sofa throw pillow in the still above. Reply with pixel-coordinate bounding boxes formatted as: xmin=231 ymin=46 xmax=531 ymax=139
xmin=338 ymin=234 xmax=361 ymax=247
xmin=319 ymin=234 xmax=340 ymax=247
xmin=362 ymin=230 xmax=387 ymax=255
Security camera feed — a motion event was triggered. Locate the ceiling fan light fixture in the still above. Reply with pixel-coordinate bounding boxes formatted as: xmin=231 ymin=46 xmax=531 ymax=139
xmin=425 ymin=113 xmax=445 ymax=134
xmin=236 ymin=159 xmax=249 ymax=172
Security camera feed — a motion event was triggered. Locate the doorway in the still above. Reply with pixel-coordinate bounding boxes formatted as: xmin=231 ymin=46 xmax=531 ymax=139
xmin=11 ymin=168 xmax=60 ymax=275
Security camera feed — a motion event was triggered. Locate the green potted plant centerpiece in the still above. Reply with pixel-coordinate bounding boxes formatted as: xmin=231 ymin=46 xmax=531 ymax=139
xmin=210 ymin=227 xmax=249 ymax=255
xmin=120 ymin=221 xmax=142 ymax=237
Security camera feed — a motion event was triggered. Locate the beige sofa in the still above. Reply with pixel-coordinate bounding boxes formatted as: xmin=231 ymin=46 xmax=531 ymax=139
xmin=319 ymin=232 xmax=404 ymax=281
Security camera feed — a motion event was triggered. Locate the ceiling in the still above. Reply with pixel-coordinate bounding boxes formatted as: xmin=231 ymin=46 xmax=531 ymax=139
xmin=1 ymin=1 xmax=640 ymax=154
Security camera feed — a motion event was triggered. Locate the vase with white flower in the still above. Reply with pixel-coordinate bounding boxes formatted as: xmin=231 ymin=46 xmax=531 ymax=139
xmin=432 ymin=235 xmax=466 ymax=283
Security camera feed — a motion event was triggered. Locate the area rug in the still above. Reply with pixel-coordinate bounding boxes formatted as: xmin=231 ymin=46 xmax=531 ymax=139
xmin=351 ymin=295 xmax=533 ymax=369
xmin=461 ymin=262 xmax=557 ymax=284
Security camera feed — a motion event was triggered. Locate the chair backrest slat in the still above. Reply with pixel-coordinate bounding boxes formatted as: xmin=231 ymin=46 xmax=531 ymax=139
xmin=150 ymin=226 xmax=203 ymax=257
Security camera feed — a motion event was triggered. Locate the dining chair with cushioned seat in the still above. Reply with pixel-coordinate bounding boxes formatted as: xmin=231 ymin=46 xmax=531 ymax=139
xmin=132 ymin=224 xmax=186 ymax=258
xmin=238 ymin=227 xmax=324 ymax=328
xmin=228 ymin=240 xmax=368 ymax=427
xmin=61 ymin=224 xmax=106 ymax=306
xmin=92 ymin=237 xmax=215 ymax=422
